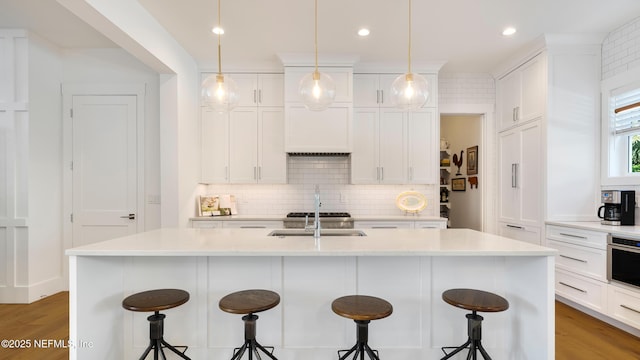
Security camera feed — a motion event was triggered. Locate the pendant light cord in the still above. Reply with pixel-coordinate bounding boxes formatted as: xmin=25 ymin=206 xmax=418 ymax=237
xmin=408 ymin=0 xmax=412 ymax=74
xmin=217 ymin=0 xmax=222 ymax=75
xmin=314 ymin=0 xmax=318 ymax=73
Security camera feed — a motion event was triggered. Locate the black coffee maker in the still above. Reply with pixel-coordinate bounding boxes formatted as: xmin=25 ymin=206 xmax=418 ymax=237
xmin=598 ymin=190 xmax=635 ymax=225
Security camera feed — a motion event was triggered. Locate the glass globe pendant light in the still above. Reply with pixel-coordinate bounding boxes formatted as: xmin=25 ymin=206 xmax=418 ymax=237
xmin=390 ymin=0 xmax=429 ymax=110
xmin=201 ymin=0 xmax=238 ymax=112
xmin=299 ymin=0 xmax=335 ymax=111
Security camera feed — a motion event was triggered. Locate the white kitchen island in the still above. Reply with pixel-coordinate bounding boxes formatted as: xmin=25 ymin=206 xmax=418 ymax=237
xmin=66 ymin=228 xmax=556 ymax=360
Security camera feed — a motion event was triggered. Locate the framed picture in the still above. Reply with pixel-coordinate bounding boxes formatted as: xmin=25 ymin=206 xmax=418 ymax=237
xmin=467 ymin=145 xmax=478 ymax=175
xmin=452 ymin=178 xmax=466 ymax=191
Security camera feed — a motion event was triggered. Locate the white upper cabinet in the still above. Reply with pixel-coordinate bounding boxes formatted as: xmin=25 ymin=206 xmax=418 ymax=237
xmin=351 ymin=73 xmax=438 ymax=184
xmin=353 ymin=74 xmax=397 ymax=108
xmin=497 ymin=55 xmax=544 ymax=131
xmin=229 ymin=107 xmax=286 ymax=184
xmin=354 ymin=73 xmax=437 ymax=108
xmin=201 ymin=108 xmax=230 ymax=183
xmin=228 ymin=73 xmax=284 ymax=107
xmin=201 ymin=73 xmax=286 ymax=184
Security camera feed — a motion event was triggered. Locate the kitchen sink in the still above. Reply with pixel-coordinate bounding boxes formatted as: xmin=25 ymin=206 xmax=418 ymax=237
xmin=268 ymin=229 xmax=367 ymax=237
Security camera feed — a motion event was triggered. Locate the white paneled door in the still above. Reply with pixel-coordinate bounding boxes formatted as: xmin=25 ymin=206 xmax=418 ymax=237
xmin=71 ymin=95 xmax=138 ymax=246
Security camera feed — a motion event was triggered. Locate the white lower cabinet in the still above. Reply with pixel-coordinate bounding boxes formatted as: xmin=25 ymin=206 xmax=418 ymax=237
xmin=191 ymin=220 xmax=283 ymax=229
xmin=556 ymin=268 xmax=607 ymax=313
xmin=498 ymin=222 xmax=540 ymax=245
xmin=608 ymin=284 xmax=640 ymax=329
xmin=355 ymin=221 xmax=413 ymax=229
xmin=354 ymin=220 xmax=446 ymax=229
xmin=547 ymin=224 xmax=640 ymax=331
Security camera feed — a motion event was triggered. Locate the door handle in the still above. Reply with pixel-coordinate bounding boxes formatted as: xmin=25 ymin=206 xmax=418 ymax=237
xmin=120 ymin=214 xmax=135 ymax=220
xmin=511 ymin=163 xmax=518 ymax=188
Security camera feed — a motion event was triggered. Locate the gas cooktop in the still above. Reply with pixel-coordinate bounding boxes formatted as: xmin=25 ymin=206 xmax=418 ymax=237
xmin=286 ymin=212 xmax=351 ymax=218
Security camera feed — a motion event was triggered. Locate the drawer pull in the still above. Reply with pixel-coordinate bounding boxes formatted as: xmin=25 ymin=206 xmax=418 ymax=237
xmin=559 ymin=255 xmax=587 ymax=263
xmin=372 ymin=226 xmax=398 ymax=229
xmin=506 ymin=224 xmax=524 ymax=230
xmin=559 ymin=282 xmax=587 ymax=293
xmin=559 ymin=232 xmax=587 ymax=240
xmin=240 ymin=226 xmax=267 ymax=229
xmin=620 ymin=304 xmax=640 ymax=315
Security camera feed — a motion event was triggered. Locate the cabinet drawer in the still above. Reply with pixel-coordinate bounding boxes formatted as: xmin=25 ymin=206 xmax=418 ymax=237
xmin=608 ymin=284 xmax=640 ymax=329
xmin=221 ymin=221 xmax=283 ymax=229
xmin=414 ymin=221 xmax=446 ymax=229
xmin=497 ymin=222 xmax=540 ymax=245
xmin=354 ymin=221 xmax=413 ymax=229
xmin=556 ymin=269 xmax=607 ymax=312
xmin=191 ymin=220 xmax=222 ymax=229
xmin=548 ymin=239 xmax=607 ymax=281
xmin=546 ymin=225 xmax=607 ymax=250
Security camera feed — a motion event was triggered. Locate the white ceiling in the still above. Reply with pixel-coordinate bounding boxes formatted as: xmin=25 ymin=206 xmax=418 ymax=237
xmin=2 ymin=0 xmax=640 ymax=73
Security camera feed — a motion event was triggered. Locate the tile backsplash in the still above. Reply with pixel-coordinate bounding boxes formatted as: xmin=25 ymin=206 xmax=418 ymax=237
xmin=205 ymin=155 xmax=437 ymax=216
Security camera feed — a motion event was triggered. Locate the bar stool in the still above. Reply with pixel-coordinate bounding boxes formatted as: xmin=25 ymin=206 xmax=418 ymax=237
xmin=219 ymin=289 xmax=280 ymax=360
xmin=440 ymin=288 xmax=509 ymax=360
xmin=331 ymin=295 xmax=393 ymax=360
xmin=122 ymin=288 xmax=191 ymax=360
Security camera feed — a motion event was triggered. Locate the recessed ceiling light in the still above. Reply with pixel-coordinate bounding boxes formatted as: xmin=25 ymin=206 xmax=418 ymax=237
xmin=358 ymin=28 xmax=370 ymax=37
xmin=502 ymin=27 xmax=516 ymax=36
xmin=212 ymin=27 xmax=224 ymax=35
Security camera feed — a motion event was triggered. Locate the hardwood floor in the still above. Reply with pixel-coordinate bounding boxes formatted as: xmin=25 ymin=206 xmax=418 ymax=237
xmin=556 ymin=301 xmax=640 ymax=359
xmin=0 ymin=292 xmax=69 ymax=360
xmin=1 ymin=292 xmax=640 ymax=359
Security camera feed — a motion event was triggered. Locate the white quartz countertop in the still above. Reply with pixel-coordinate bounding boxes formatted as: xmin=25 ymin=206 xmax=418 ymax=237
xmin=547 ymin=221 xmax=640 ymax=238
xmin=66 ymin=228 xmax=556 ymax=257
xmin=190 ymin=215 xmax=447 ymax=222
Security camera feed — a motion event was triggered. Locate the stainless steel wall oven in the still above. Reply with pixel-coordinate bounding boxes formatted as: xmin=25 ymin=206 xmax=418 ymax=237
xmin=608 ymin=234 xmax=640 ymax=289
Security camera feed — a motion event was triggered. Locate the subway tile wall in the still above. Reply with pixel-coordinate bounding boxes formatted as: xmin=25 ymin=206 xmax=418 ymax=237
xmin=438 ymin=73 xmax=496 ymax=105
xmin=602 ymin=16 xmax=640 ymax=80
xmin=205 ymin=156 xmax=437 ymax=216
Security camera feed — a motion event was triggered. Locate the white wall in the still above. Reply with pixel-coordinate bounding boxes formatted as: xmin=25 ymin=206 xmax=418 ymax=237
xmin=28 ymin=33 xmax=64 ymax=294
xmin=441 ymin=115 xmax=482 ymax=230
xmin=63 ymin=48 xmax=161 ymax=230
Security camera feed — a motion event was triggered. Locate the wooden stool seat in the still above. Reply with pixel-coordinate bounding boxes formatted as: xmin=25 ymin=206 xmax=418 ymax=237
xmin=332 ymin=295 xmax=393 ymax=321
xmin=122 ymin=288 xmax=190 ymax=312
xmin=442 ymin=288 xmax=509 ymax=313
xmin=219 ymin=289 xmax=280 ymax=315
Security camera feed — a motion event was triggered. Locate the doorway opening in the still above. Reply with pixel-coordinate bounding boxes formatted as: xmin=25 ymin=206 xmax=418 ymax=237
xmin=440 ymin=114 xmax=483 ymax=230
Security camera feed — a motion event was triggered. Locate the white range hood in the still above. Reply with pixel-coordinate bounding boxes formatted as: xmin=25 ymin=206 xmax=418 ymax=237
xmin=280 ymin=54 xmax=357 ymax=154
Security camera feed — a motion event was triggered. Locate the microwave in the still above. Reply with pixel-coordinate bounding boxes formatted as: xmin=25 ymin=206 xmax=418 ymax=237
xmin=608 ymin=235 xmax=640 ymax=289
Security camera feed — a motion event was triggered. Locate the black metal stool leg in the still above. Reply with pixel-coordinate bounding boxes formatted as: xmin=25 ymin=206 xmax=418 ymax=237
xmin=337 ymin=320 xmax=380 ymax=360
xmin=228 ymin=313 xmax=278 ymax=360
xmin=441 ymin=311 xmax=494 ymax=360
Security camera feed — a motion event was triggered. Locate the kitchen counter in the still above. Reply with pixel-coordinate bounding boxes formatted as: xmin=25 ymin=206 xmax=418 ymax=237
xmin=190 ymin=214 xmax=448 ymax=222
xmin=67 ymin=228 xmax=555 ymax=360
xmin=546 ymin=220 xmax=640 ymax=238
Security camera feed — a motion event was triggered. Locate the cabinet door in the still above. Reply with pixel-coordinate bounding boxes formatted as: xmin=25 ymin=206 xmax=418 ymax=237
xmin=498 ymin=70 xmax=521 ymax=130
xmin=519 ymin=56 xmax=544 ymax=122
xmin=258 ymin=108 xmax=286 ymax=184
xmin=519 ymin=121 xmax=542 ymax=226
xmin=201 ymin=108 xmax=229 ymax=183
xmin=407 ymin=109 xmax=436 ymax=183
xmin=229 ymin=108 xmax=258 ymax=183
xmin=378 ymin=74 xmax=399 ymax=107
xmin=258 ymin=74 xmax=284 ymax=107
xmin=351 ymin=109 xmax=380 ymax=183
xmin=498 ymin=129 xmax=520 ymax=222
xmin=353 ymin=74 xmax=380 ymax=107
xmin=378 ymin=109 xmax=406 ymax=184
xmin=231 ymin=73 xmax=259 ymax=107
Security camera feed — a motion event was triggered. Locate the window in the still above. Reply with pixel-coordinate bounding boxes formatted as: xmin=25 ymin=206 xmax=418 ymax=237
xmin=606 ymin=82 xmax=640 ymax=179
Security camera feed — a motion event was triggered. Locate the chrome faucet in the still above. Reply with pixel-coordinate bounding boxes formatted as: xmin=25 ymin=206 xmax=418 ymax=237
xmin=305 ymin=185 xmax=322 ymax=238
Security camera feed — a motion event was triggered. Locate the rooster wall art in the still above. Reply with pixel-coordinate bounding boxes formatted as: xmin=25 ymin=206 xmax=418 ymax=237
xmin=452 ymin=150 xmax=464 ymax=175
